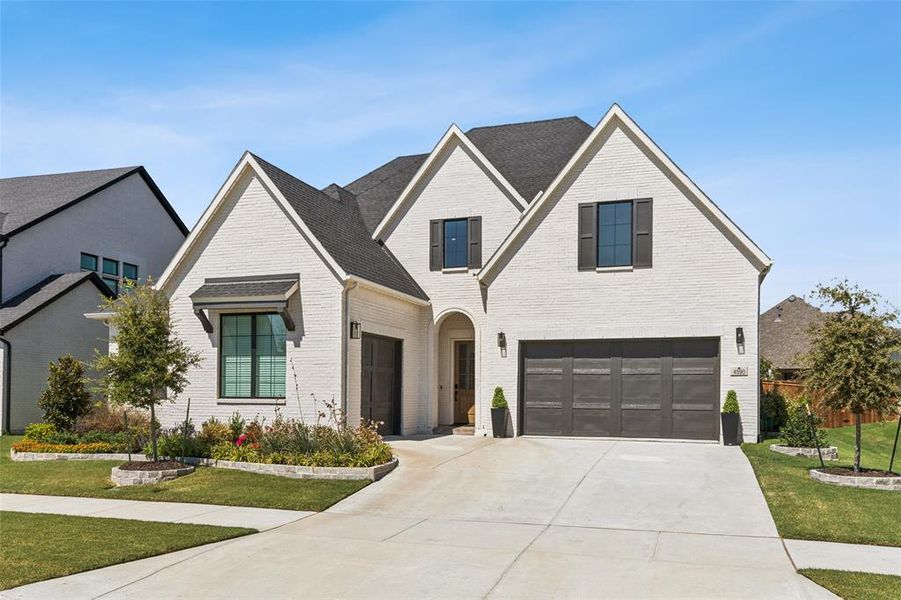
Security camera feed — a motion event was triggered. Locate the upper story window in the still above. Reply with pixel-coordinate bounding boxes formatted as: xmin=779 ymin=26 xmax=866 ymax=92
xmin=429 ymin=217 xmax=482 ymax=271
xmin=220 ymin=313 xmax=286 ymax=399
xmin=80 ymin=253 xmax=98 ymax=272
xmin=598 ymin=201 xmax=633 ymax=267
xmin=102 ymin=258 xmax=119 ymax=277
xmin=578 ymin=199 xmax=653 ymax=271
xmin=123 ymin=262 xmax=139 ymax=281
xmin=443 ymin=219 xmax=469 ymax=268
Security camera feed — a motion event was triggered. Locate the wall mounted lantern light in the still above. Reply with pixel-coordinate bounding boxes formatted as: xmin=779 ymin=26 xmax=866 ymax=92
xmin=735 ymin=326 xmax=745 ymax=355
xmin=349 ymin=321 xmax=361 ymax=339
xmin=497 ymin=332 xmax=506 ymax=349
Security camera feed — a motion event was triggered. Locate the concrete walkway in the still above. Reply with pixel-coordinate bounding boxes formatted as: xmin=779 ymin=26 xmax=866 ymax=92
xmin=785 ymin=538 xmax=901 ymax=576
xmin=4 ymin=437 xmax=836 ymax=599
xmin=0 ymin=493 xmax=312 ymax=531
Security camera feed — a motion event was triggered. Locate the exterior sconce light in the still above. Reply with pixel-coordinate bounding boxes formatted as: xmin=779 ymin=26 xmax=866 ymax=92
xmin=736 ymin=326 xmax=745 ymax=355
xmin=349 ymin=321 xmax=361 ymax=339
xmin=497 ymin=332 xmax=506 ymax=349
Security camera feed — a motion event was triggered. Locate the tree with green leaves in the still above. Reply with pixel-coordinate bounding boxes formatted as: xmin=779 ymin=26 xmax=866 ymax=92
xmin=94 ymin=280 xmax=202 ymax=461
xmin=37 ymin=354 xmax=92 ymax=431
xmin=803 ymin=281 xmax=901 ymax=472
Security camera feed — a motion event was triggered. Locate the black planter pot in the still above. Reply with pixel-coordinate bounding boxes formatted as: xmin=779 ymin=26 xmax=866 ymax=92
xmin=721 ymin=413 xmax=741 ymax=446
xmin=491 ymin=407 xmax=508 ymax=438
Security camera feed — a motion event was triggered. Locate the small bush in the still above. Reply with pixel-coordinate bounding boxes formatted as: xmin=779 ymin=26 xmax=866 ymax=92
xmin=199 ymin=417 xmax=231 ymax=446
xmin=760 ymin=391 xmax=788 ymax=432
xmin=491 ymin=387 xmax=508 ymax=409
xmin=23 ymin=423 xmax=57 ymax=442
xmin=779 ymin=398 xmax=829 ymax=448
xmin=11 ymin=440 xmax=119 ymax=454
xmin=227 ymin=412 xmax=246 ymax=442
xmin=37 ymin=355 xmax=92 ymax=431
xmin=722 ymin=390 xmax=740 ymax=414
xmin=76 ymin=402 xmax=150 ymax=435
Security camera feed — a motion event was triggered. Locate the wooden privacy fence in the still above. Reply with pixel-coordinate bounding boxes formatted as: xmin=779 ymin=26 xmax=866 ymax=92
xmin=761 ymin=380 xmax=898 ymax=429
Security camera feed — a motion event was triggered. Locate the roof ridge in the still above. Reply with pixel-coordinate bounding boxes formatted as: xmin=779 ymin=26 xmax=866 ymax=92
xmin=0 ymin=166 xmax=139 ymax=183
xmin=465 ymin=115 xmax=589 ymax=132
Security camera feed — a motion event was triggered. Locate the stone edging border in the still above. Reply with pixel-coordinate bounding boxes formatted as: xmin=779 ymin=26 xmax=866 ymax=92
xmin=10 ymin=449 xmax=398 ymax=482
xmin=810 ymin=468 xmax=901 ymax=492
xmin=770 ymin=445 xmax=839 ymax=460
xmin=112 ymin=465 xmax=194 ymax=486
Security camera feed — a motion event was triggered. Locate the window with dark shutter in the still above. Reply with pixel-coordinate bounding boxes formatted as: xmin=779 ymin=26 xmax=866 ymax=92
xmin=633 ymin=199 xmax=653 ymax=268
xmin=467 ymin=216 xmax=482 ymax=268
xmin=430 ymin=219 xmax=443 ymax=271
xmin=579 ymin=199 xmax=653 ymax=270
xmin=578 ymin=203 xmax=598 ymax=270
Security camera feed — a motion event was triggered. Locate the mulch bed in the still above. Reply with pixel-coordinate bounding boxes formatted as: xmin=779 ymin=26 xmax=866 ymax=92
xmin=118 ymin=461 xmax=186 ymax=471
xmin=817 ymin=467 xmax=899 ymax=478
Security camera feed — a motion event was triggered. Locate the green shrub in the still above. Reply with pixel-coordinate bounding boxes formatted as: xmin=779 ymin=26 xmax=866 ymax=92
xmin=23 ymin=423 xmax=57 ymax=442
xmin=760 ymin=391 xmax=788 ymax=432
xmin=722 ymin=390 xmax=740 ymax=414
xmin=227 ymin=412 xmax=246 ymax=442
xmin=147 ymin=426 xmax=213 ymax=460
xmin=780 ymin=398 xmax=829 ymax=448
xmin=199 ymin=417 xmax=231 ymax=446
xmin=37 ymin=355 xmax=92 ymax=431
xmin=491 ymin=387 xmax=508 ymax=409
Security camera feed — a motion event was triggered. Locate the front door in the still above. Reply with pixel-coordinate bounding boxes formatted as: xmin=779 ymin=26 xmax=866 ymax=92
xmin=454 ymin=340 xmax=475 ymax=424
xmin=361 ymin=333 xmax=402 ymax=435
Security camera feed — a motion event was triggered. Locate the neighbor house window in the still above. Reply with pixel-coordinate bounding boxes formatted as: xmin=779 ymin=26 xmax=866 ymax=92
xmin=597 ymin=201 xmax=633 ymax=267
xmin=220 ymin=313 xmax=286 ymax=398
xmin=443 ymin=218 xmax=468 ymax=268
xmin=102 ymin=277 xmax=119 ymax=294
xmin=102 ymin=258 xmax=119 ymax=276
xmin=80 ymin=253 xmax=98 ymax=272
xmin=123 ymin=262 xmax=139 ymax=281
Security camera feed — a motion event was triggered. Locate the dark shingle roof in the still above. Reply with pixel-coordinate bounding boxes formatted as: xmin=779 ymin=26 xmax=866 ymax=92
xmin=0 ymin=272 xmax=114 ymax=333
xmin=344 ymin=116 xmax=593 ymax=234
xmin=760 ymin=295 xmax=826 ymax=370
xmin=0 ymin=166 xmax=189 ymax=237
xmin=251 ymin=154 xmax=427 ymax=301
xmin=191 ymin=275 xmax=298 ymax=301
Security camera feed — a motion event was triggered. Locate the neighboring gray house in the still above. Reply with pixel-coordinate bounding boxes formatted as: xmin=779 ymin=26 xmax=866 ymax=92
xmin=0 ymin=167 xmax=188 ymax=432
xmin=759 ymin=295 xmax=825 ymax=380
xmin=156 ymin=104 xmax=771 ymax=444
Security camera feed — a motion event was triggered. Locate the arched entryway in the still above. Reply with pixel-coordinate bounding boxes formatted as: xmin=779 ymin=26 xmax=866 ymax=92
xmin=433 ymin=310 xmax=477 ymax=429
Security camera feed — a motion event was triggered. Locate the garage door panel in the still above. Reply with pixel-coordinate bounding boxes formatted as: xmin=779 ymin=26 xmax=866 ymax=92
xmin=522 ymin=338 xmax=719 ymax=440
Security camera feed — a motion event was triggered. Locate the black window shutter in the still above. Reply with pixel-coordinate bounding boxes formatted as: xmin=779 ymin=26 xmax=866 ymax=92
xmin=467 ymin=216 xmax=482 ymax=268
xmin=633 ymin=199 xmax=653 ymax=268
xmin=430 ymin=219 xmax=443 ymax=271
xmin=578 ymin=203 xmax=598 ymax=270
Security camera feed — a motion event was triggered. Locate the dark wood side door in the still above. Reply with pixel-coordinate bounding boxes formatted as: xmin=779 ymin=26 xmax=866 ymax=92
xmin=361 ymin=333 xmax=402 ymax=435
xmin=454 ymin=340 xmax=475 ymax=424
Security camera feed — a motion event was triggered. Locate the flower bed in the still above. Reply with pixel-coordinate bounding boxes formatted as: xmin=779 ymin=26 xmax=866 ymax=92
xmin=12 ymin=440 xmax=124 ymax=455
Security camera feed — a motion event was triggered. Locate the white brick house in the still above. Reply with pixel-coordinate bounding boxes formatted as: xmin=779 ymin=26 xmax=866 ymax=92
xmin=157 ymin=105 xmax=771 ymax=443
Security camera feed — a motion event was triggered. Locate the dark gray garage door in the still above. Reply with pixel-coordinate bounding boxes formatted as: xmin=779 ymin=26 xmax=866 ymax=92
xmin=361 ymin=333 xmax=402 ymax=436
xmin=521 ymin=339 xmax=719 ymax=440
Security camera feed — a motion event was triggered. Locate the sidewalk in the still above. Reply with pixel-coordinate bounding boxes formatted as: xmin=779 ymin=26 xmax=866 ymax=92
xmin=0 ymin=493 xmax=312 ymax=531
xmin=785 ymin=538 xmax=901 ymax=577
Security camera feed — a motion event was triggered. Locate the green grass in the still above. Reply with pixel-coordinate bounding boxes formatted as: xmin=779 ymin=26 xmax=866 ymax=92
xmin=800 ymin=569 xmax=901 ymax=600
xmin=742 ymin=421 xmax=901 ymax=547
xmin=0 ymin=511 xmax=253 ymax=590
xmin=0 ymin=436 xmax=368 ymax=512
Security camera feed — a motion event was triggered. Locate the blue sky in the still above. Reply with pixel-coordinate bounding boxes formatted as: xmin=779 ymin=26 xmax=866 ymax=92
xmin=1 ymin=1 xmax=898 ymax=309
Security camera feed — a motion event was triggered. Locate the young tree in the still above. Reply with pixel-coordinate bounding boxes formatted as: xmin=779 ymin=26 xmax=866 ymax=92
xmin=37 ymin=355 xmax=92 ymax=431
xmin=803 ymin=281 xmax=901 ymax=472
xmin=94 ymin=280 xmax=202 ymax=461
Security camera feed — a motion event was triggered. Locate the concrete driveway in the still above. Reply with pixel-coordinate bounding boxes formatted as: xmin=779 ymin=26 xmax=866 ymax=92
xmin=6 ymin=437 xmax=834 ymax=599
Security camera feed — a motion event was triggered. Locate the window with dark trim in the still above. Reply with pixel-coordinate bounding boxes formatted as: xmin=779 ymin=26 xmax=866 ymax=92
xmin=123 ymin=262 xmax=139 ymax=281
xmin=80 ymin=253 xmax=98 ymax=272
xmin=102 ymin=258 xmax=119 ymax=276
xmin=598 ymin=201 xmax=633 ymax=267
xmin=220 ymin=313 xmax=286 ymax=399
xmin=443 ymin=218 xmax=468 ymax=268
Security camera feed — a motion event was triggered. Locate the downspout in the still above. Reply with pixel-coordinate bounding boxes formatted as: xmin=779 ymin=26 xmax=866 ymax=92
xmin=1 ymin=336 xmax=10 ymax=435
xmin=341 ymin=280 xmax=358 ymax=419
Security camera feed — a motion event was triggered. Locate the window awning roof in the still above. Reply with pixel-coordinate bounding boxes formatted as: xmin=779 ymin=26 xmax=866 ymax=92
xmin=190 ymin=273 xmax=299 ymax=332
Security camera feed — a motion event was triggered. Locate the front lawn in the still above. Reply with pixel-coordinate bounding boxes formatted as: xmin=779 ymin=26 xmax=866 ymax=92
xmin=800 ymin=569 xmax=901 ymax=600
xmin=742 ymin=421 xmax=901 ymax=547
xmin=0 ymin=511 xmax=253 ymax=590
xmin=0 ymin=436 xmax=368 ymax=512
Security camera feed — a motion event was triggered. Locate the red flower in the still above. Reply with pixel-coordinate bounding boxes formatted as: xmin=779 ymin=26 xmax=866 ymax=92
xmin=236 ymin=434 xmax=247 ymax=447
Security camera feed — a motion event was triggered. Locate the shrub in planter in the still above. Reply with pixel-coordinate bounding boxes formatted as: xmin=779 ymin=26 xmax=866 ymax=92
xmin=491 ymin=387 xmax=509 ymax=438
xmin=37 ymin=355 xmax=92 ymax=431
xmin=23 ymin=423 xmax=57 ymax=442
xmin=779 ymin=398 xmax=829 ymax=448
xmin=721 ymin=390 xmax=741 ymax=446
